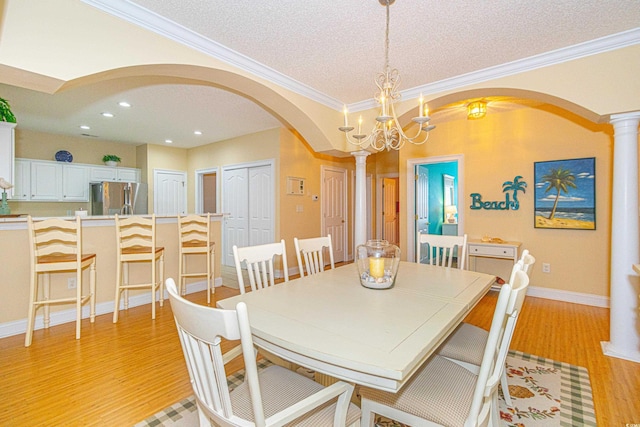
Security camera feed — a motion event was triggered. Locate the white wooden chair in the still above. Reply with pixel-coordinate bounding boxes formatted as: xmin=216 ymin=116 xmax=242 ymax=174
xmin=294 ymin=234 xmax=335 ymax=277
xmin=360 ymin=269 xmax=530 ymax=427
xmin=232 ymin=240 xmax=289 ymax=294
xmin=437 ymin=251 xmax=535 ymax=406
xmin=113 ymin=214 xmax=165 ymax=322
xmin=417 ymin=233 xmax=468 ymax=269
xmin=178 ymin=213 xmax=215 ymax=303
xmin=165 ymin=278 xmax=361 ymax=427
xmin=25 ymin=216 xmax=96 ymax=346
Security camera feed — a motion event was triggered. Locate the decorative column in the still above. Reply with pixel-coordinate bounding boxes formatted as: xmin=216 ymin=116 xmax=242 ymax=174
xmin=352 ymin=151 xmax=370 ymax=253
xmin=602 ymin=112 xmax=640 ymax=363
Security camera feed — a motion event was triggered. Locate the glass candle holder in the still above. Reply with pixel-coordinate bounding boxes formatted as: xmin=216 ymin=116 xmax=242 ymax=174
xmin=356 ymin=239 xmax=400 ymax=289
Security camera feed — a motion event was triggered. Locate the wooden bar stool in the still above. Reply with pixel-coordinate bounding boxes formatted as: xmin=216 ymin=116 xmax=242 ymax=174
xmin=113 ymin=214 xmax=164 ymax=322
xmin=25 ymin=216 xmax=96 ymax=347
xmin=178 ymin=213 xmax=215 ymax=303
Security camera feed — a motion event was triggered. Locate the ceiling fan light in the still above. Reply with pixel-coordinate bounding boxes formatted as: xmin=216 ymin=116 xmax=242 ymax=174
xmin=467 ymin=101 xmax=487 ymax=120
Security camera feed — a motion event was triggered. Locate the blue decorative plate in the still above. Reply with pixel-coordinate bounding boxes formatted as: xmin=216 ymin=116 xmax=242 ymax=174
xmin=55 ymin=150 xmax=73 ymax=162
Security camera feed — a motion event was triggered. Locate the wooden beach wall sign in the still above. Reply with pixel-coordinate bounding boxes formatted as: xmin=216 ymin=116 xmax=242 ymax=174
xmin=534 ymin=157 xmax=596 ymax=230
xmin=470 ymin=176 xmax=527 ymax=211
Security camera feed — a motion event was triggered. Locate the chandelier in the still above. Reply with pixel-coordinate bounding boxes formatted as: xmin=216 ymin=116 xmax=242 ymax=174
xmin=339 ymin=0 xmax=435 ymax=152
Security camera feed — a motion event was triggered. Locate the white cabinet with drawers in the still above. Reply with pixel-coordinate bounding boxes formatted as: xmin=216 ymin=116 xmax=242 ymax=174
xmin=466 ymin=238 xmax=521 ymax=282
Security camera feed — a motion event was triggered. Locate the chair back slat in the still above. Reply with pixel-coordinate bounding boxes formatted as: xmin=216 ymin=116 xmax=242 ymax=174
xmin=166 ymin=279 xmax=239 ymax=421
xmin=294 ymin=235 xmax=334 ymax=277
xmin=116 ymin=214 xmax=156 ymax=252
xmin=233 ymin=240 xmax=288 ymax=294
xmin=179 ymin=214 xmax=210 ymax=245
xmin=29 ymin=216 xmax=81 ymax=258
xmin=467 ymin=269 xmax=530 ymax=426
xmin=417 ymin=233 xmax=467 ymax=269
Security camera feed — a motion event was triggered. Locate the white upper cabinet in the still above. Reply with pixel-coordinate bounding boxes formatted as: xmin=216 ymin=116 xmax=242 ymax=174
xmin=89 ymin=166 xmax=117 ymax=182
xmin=14 ymin=158 xmax=141 ymax=202
xmin=12 ymin=159 xmax=30 ymax=200
xmin=62 ymin=164 xmax=89 ymax=201
xmin=0 ymin=122 xmax=16 ymax=199
xmin=30 ymin=161 xmax=62 ymax=201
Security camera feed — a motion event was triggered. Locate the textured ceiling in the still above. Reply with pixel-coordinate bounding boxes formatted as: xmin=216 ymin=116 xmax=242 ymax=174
xmin=3 ymin=0 xmax=640 ymax=148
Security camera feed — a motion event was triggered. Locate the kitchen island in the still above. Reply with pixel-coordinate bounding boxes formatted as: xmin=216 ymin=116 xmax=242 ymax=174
xmin=0 ymin=214 xmax=225 ymax=339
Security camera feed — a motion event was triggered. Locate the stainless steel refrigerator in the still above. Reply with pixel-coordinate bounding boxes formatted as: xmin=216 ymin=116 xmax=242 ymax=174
xmin=90 ymin=182 xmax=148 ymax=215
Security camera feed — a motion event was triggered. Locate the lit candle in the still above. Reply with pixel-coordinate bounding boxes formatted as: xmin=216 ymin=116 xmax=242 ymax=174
xmin=424 ymin=104 xmax=429 ymax=118
xmin=419 ymin=94 xmax=424 ymax=117
xmin=380 ymin=95 xmax=386 ymax=116
xmin=358 ymin=116 xmax=362 ymax=134
xmin=369 ymin=257 xmax=385 ymax=279
xmin=343 ymin=105 xmax=349 ymax=127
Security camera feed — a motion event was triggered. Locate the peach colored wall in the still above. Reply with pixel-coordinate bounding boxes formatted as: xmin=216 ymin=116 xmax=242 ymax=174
xmin=399 ymin=107 xmax=612 ymax=296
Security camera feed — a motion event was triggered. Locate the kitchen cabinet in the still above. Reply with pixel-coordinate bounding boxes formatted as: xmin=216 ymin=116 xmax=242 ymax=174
xmin=15 ymin=159 xmax=140 ymax=202
xmin=89 ymin=166 xmax=117 ymax=182
xmin=90 ymin=165 xmax=140 ymax=182
xmin=62 ymin=164 xmax=89 ymax=201
xmin=116 ymin=168 xmax=140 ymax=182
xmin=0 ymin=122 xmax=16 ymax=199
xmin=30 ymin=161 xmax=63 ymax=201
xmin=12 ymin=159 xmax=30 ymax=200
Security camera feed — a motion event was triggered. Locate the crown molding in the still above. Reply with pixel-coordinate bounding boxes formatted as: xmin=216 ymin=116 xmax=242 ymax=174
xmin=83 ymin=1 xmax=639 ymax=112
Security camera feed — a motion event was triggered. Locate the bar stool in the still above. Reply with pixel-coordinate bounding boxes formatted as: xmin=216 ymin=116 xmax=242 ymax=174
xmin=113 ymin=214 xmax=164 ymax=322
xmin=25 ymin=216 xmax=96 ymax=347
xmin=178 ymin=213 xmax=215 ymax=303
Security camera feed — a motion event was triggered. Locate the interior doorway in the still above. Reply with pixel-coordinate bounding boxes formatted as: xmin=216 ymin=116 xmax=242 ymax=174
xmin=195 ymin=167 xmax=218 ymax=214
xmin=382 ymin=177 xmax=399 ymax=246
xmin=406 ymin=155 xmax=464 ymax=263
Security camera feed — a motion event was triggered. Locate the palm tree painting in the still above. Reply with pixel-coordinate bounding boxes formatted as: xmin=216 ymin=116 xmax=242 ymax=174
xmin=534 ymin=158 xmax=595 ymax=229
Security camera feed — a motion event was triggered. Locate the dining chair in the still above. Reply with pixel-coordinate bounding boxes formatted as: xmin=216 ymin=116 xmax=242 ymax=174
xmin=436 ymin=252 xmax=535 ymax=407
xmin=113 ymin=214 xmax=165 ymax=322
xmin=178 ymin=213 xmax=215 ymax=303
xmin=232 ymin=240 xmax=289 ymax=294
xmin=165 ymin=278 xmax=361 ymax=427
xmin=294 ymin=234 xmax=335 ymax=277
xmin=25 ymin=216 xmax=96 ymax=347
xmin=360 ymin=269 xmax=530 ymax=427
xmin=417 ymin=233 xmax=468 ymax=269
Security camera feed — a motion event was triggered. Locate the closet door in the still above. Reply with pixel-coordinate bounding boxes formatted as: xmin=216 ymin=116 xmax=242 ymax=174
xmin=222 ymin=161 xmax=274 ymax=266
xmin=223 ymin=167 xmax=249 ymax=266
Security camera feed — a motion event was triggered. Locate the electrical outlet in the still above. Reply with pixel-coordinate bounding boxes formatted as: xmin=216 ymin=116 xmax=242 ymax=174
xmin=542 ymin=263 xmax=551 ymax=273
xmin=67 ymin=277 xmax=77 ymax=289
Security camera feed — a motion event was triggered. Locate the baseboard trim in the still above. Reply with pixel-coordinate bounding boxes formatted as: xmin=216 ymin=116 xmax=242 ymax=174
xmin=0 ymin=278 xmax=223 ymax=339
xmin=1 ymin=279 xmax=608 ymax=339
xmin=526 ymin=285 xmax=609 ymax=308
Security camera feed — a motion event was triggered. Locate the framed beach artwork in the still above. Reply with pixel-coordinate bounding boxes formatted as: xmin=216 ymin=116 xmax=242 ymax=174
xmin=534 ymin=157 xmax=596 ymax=230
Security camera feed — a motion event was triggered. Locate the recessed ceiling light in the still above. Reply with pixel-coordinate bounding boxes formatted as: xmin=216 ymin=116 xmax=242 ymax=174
xmin=165 ymin=139 xmax=173 ymax=144
xmin=101 ymin=112 xmax=114 ymax=118
xmin=118 ymin=101 xmax=131 ymax=108
xmin=80 ymin=125 xmax=90 ymax=130
xmin=194 ymin=130 xmax=202 ymax=136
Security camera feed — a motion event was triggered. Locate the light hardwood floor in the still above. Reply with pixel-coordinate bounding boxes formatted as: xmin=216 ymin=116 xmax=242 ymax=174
xmin=0 ymin=266 xmax=638 ymax=426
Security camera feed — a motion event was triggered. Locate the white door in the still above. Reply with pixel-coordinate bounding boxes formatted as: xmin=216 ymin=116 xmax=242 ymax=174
xmin=249 ymin=165 xmax=274 ymax=245
xmin=382 ymin=177 xmax=399 ymax=246
xmin=222 ymin=161 xmax=275 ymax=266
xmin=416 ymin=166 xmax=430 ymax=263
xmin=223 ymin=167 xmax=249 ymax=266
xmin=154 ymin=169 xmax=186 ymax=215
xmin=322 ymin=166 xmax=347 ymax=263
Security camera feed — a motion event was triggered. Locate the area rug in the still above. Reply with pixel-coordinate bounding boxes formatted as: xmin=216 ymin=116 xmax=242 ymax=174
xmin=134 ymin=351 xmax=596 ymax=427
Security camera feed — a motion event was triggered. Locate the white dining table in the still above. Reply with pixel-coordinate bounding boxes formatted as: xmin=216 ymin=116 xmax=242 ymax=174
xmin=217 ymin=261 xmax=495 ymax=393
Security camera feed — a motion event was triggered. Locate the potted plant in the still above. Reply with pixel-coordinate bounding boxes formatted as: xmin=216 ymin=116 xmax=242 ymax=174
xmin=102 ymin=154 xmax=121 ymax=166
xmin=0 ymin=97 xmax=17 ymax=123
